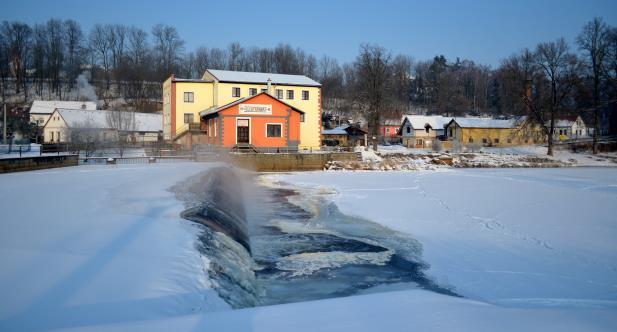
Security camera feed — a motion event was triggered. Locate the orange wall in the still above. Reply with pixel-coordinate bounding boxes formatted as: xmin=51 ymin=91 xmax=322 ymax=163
xmin=207 ymin=94 xmax=302 ymax=148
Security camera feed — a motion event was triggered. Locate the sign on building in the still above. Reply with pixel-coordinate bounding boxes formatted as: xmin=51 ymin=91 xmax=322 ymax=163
xmin=239 ymin=104 xmax=272 ymax=115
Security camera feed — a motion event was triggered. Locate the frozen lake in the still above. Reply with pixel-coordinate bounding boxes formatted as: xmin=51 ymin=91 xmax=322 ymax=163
xmin=1 ymin=165 xmax=616 ymax=331
xmin=266 ymin=168 xmax=617 ymax=308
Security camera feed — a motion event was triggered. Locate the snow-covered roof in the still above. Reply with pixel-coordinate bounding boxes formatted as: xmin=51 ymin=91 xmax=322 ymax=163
xmin=403 ymin=115 xmax=452 ymax=130
xmin=449 ymin=117 xmax=519 ymax=129
xmin=30 ymin=100 xmax=97 ymax=115
xmin=55 ymin=109 xmax=162 ymax=132
xmin=553 ymin=116 xmax=582 ymax=128
xmin=322 ymin=125 xmax=350 ymax=135
xmin=206 ymin=69 xmax=321 ymax=87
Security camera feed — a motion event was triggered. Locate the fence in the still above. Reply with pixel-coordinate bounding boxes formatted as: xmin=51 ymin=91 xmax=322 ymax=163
xmin=78 ymin=155 xmax=195 ymax=165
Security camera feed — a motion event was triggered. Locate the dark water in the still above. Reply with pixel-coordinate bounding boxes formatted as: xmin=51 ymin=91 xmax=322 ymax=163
xmin=177 ymin=167 xmax=458 ymax=308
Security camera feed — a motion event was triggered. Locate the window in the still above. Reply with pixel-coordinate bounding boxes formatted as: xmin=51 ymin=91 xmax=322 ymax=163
xmin=261 ymin=88 xmax=268 ymax=93
xmin=469 ymin=137 xmax=474 ymax=143
xmin=51 ymin=131 xmax=54 ymax=142
xmin=300 ymin=114 xmax=305 ymax=122
xmin=57 ymin=131 xmax=60 ymax=141
xmin=287 ymin=90 xmax=294 ymax=99
xmin=232 ymin=87 xmax=241 ymax=97
xmin=406 ymin=127 xmax=411 ymax=134
xmin=276 ymin=89 xmax=283 ymax=99
xmin=266 ymin=123 xmax=282 ymax=137
xmin=386 ymin=128 xmax=390 ymax=133
xmin=184 ymin=92 xmax=194 ymax=103
xmin=449 ymin=128 xmax=453 ymax=137
xmin=249 ymin=88 xmax=257 ymax=96
xmin=302 ymin=90 xmax=309 ymax=100
xmin=184 ymin=113 xmax=194 ymax=124
xmin=507 ymin=138 xmax=512 ymax=144
xmin=482 ymin=138 xmax=488 ymax=144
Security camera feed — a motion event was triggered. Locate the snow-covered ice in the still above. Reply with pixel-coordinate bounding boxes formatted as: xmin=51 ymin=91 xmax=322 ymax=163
xmin=266 ymin=169 xmax=617 ymax=308
xmin=1 ymin=164 xmax=616 ymax=331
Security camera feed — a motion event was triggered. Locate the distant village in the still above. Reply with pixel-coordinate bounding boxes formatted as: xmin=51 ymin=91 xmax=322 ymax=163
xmin=0 ymin=68 xmax=610 ymax=157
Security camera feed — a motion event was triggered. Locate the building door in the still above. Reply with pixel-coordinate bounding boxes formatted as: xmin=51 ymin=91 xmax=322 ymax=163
xmin=237 ymin=119 xmax=250 ymax=144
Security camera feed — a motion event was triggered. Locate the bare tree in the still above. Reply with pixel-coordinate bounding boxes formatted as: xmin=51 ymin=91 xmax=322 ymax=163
xmin=355 ymin=44 xmax=391 ymax=151
xmin=89 ymin=24 xmax=112 ymax=100
xmin=151 ymin=24 xmax=184 ymax=78
xmin=194 ymin=46 xmax=210 ymax=76
xmin=64 ymin=19 xmax=83 ymax=90
xmin=227 ymin=42 xmax=244 ymax=71
xmin=578 ymin=17 xmax=610 ymax=153
xmin=106 ymin=110 xmax=135 ymax=157
xmin=46 ymin=19 xmax=65 ymax=97
xmin=533 ymin=38 xmax=580 ymax=156
xmin=70 ymin=120 xmax=100 ymax=157
xmin=1 ymin=21 xmax=32 ymax=100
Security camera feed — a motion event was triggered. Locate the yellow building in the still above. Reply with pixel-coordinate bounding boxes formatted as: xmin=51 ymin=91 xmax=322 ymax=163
xmin=163 ymin=69 xmax=322 ymax=150
xmin=444 ymin=117 xmax=546 ymax=146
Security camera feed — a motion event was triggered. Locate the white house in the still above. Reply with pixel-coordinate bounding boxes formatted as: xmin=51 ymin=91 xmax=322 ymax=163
xmin=552 ymin=115 xmax=587 ymax=141
xmin=29 ymin=100 xmax=97 ymax=127
xmin=43 ymin=109 xmax=162 ymax=143
xmin=398 ymin=115 xmax=452 ymax=148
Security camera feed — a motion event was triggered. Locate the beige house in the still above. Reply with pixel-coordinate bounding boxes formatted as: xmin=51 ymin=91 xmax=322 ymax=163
xmin=398 ymin=115 xmax=452 ymax=148
xmin=30 ymin=100 xmax=97 ymax=126
xmin=43 ymin=109 xmax=162 ymax=143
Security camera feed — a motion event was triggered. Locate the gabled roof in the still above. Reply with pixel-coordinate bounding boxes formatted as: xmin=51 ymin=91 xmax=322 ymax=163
xmin=402 ymin=115 xmax=451 ymax=130
xmin=322 ymin=125 xmax=367 ymax=135
xmin=205 ymin=69 xmax=321 ymax=87
xmin=30 ymin=100 xmax=97 ymax=115
xmin=52 ymin=109 xmax=162 ymax=132
xmin=322 ymin=125 xmax=350 ymax=135
xmin=447 ymin=117 xmax=520 ymax=129
xmin=554 ymin=115 xmax=583 ymax=128
xmin=199 ymin=92 xmax=304 ymax=118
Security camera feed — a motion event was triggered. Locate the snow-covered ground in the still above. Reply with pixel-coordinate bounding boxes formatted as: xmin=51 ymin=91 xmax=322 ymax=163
xmin=1 ymin=164 xmax=616 ymax=331
xmin=0 ymin=163 xmax=230 ymax=331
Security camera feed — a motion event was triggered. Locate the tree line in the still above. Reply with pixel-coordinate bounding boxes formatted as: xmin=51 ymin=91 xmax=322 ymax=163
xmin=1 ymin=18 xmax=616 ymax=153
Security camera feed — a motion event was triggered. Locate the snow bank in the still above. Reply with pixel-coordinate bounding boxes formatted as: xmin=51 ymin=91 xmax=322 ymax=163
xmin=0 ymin=163 xmax=229 ymax=330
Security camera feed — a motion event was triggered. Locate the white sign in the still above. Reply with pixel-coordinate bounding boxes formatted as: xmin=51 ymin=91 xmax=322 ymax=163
xmin=239 ymin=104 xmax=272 ymax=115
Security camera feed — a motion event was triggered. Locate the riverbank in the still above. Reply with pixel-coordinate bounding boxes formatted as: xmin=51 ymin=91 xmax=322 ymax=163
xmin=325 ymin=145 xmax=617 ymax=171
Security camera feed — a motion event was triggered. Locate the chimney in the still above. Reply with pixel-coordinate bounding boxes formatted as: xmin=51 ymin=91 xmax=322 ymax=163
xmin=267 ymin=78 xmax=272 ymax=95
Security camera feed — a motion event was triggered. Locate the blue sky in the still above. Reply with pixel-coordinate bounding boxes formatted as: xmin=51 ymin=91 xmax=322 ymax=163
xmin=2 ymin=0 xmax=617 ymax=67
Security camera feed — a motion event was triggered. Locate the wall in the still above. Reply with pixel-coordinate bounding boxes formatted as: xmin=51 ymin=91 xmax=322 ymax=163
xmin=174 ymin=82 xmax=214 ymax=132
xmin=213 ymin=94 xmax=302 ymax=149
xmin=43 ymin=112 xmax=69 ymax=142
xmin=30 ymin=114 xmax=50 ymax=127
xmin=215 ymin=152 xmax=357 ymax=172
xmin=0 ymin=155 xmax=78 ymax=173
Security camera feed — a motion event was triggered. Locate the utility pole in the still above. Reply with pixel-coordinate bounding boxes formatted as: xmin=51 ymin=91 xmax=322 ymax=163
xmin=3 ymin=103 xmax=7 ymax=144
